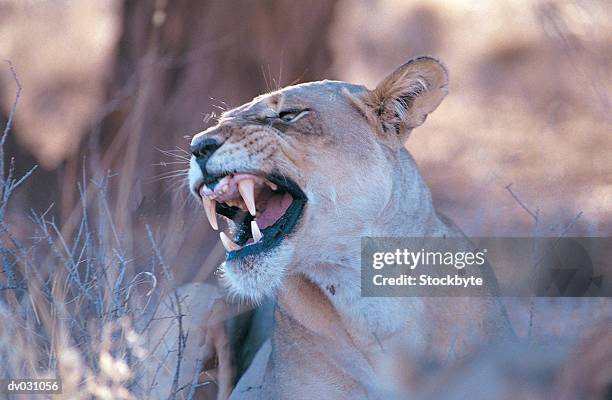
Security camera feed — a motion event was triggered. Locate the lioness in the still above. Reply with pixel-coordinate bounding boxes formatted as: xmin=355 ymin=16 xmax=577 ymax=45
xmin=187 ymin=56 xmax=513 ymax=399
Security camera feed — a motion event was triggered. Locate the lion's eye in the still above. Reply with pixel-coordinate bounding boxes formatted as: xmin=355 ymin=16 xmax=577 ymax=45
xmin=277 ymin=109 xmax=309 ymax=123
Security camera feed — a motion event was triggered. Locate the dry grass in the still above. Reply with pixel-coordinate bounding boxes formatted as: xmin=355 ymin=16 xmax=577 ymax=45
xmin=0 ymin=65 xmax=204 ymax=399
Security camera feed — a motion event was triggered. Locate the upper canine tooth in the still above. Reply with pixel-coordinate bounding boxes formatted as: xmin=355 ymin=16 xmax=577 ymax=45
xmin=220 ymin=232 xmax=242 ymax=252
xmin=202 ymin=197 xmax=218 ymax=230
xmin=251 ymin=220 xmax=262 ymax=243
xmin=238 ymin=179 xmax=256 ymax=216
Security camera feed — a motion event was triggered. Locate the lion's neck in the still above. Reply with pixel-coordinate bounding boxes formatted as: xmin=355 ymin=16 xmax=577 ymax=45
xmin=327 ymin=150 xmax=451 ymax=322
xmin=376 ymin=148 xmax=452 ymax=237
xmin=260 ymin=150 xmax=461 ymax=397
xmin=271 ymin=274 xmax=378 ymax=397
xmin=284 ymin=148 xmax=456 ymax=346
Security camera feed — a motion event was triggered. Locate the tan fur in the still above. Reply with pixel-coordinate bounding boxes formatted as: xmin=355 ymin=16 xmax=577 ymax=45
xmin=183 ymin=56 xmax=514 ymax=399
xmin=348 ymin=56 xmax=448 ymax=141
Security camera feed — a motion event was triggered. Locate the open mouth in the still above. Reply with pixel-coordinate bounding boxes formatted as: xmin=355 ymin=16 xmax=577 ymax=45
xmin=197 ymin=173 xmax=307 ymax=259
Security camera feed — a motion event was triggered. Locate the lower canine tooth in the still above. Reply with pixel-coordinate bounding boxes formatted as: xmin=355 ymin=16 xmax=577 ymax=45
xmin=202 ymin=197 xmax=218 ymax=230
xmin=220 ymin=232 xmax=242 ymax=252
xmin=251 ymin=220 xmax=262 ymax=243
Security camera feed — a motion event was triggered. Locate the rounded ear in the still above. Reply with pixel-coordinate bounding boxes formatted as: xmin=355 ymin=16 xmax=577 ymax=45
xmin=359 ymin=56 xmax=448 ymax=142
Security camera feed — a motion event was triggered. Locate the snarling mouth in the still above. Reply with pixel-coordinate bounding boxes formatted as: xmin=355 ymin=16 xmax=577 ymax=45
xmin=197 ymin=173 xmax=306 ymax=259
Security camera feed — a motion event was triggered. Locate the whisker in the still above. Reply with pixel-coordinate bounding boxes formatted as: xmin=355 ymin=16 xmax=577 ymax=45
xmin=148 ymin=177 xmax=188 ymax=185
xmin=154 ymin=171 xmax=189 ymax=178
xmin=155 ymin=146 xmax=191 ymax=161
xmin=261 ymin=65 xmax=270 ymax=93
xmin=203 ymin=112 xmax=217 ymax=125
xmin=288 ymin=68 xmax=308 ymax=87
xmin=149 ymin=171 xmax=189 ymax=180
xmin=153 ymin=161 xmax=189 ymax=166
xmin=160 ymin=154 xmax=190 ymax=162
xmin=150 ymin=166 xmax=189 ymax=175
xmin=162 ymin=178 xmax=191 ymax=197
xmin=148 ymin=176 xmax=189 ymax=185
xmin=209 ymin=96 xmax=230 ymax=111
xmin=147 ymin=169 xmax=190 ymax=183
xmin=175 ymin=146 xmax=190 ymax=155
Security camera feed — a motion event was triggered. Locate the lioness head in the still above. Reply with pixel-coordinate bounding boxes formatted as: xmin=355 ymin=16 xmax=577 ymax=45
xmin=189 ymin=56 xmax=448 ymax=302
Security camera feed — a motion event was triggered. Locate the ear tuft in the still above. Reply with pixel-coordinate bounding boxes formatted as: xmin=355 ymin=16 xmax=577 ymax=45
xmin=361 ymin=56 xmax=448 ymax=140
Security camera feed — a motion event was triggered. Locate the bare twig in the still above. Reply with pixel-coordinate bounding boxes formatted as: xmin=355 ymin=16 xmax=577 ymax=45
xmin=505 ymin=183 xmax=539 ymax=222
xmin=1 ymin=60 xmax=22 ymax=146
xmin=555 ymin=211 xmax=584 ymax=237
xmin=145 ymin=225 xmax=186 ymax=399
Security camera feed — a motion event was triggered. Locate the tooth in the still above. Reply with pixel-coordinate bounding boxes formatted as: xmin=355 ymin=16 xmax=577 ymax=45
xmin=251 ymin=220 xmax=262 ymax=243
xmin=201 ymin=197 xmax=218 ymax=230
xmin=220 ymin=232 xmax=242 ymax=252
xmin=267 ymin=181 xmax=278 ymax=191
xmin=238 ymin=179 xmax=256 ymax=216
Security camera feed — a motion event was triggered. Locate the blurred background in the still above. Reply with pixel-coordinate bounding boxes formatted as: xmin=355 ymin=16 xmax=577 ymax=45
xmin=1 ymin=1 xmax=610 ymax=274
xmin=0 ymin=0 xmax=611 ymax=398
xmin=2 ymin=3 xmax=612 ymax=223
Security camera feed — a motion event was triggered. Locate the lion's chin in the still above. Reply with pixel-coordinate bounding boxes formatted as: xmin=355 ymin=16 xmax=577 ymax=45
xmin=220 ymin=245 xmax=291 ymax=304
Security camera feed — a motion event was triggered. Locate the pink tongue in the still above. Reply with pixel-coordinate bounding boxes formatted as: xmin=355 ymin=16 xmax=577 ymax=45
xmin=257 ymin=192 xmax=293 ymax=229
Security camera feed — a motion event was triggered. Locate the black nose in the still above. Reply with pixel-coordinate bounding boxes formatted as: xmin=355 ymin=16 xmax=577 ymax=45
xmin=191 ymin=138 xmax=221 ymax=162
